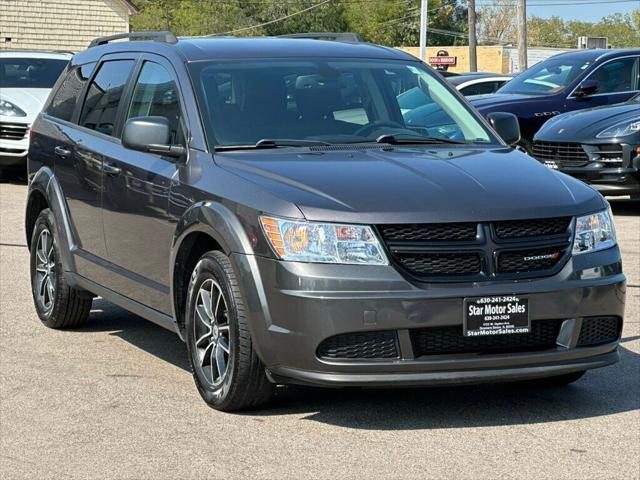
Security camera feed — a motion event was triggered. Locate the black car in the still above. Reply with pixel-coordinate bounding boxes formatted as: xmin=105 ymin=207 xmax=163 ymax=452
xmin=26 ymin=32 xmax=625 ymax=411
xmin=471 ymin=49 xmax=640 ymax=153
xmin=532 ymin=95 xmax=640 ymax=198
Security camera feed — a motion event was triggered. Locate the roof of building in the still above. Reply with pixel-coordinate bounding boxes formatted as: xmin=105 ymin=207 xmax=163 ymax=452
xmin=120 ymin=0 xmax=139 ymax=15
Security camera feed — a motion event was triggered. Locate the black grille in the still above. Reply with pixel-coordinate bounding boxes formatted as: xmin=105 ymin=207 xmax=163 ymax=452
xmin=380 ymin=223 xmax=477 ymax=242
xmin=0 ymin=122 xmax=29 ymax=140
xmin=397 ymin=252 xmax=482 ymax=276
xmin=532 ymin=141 xmax=589 ymax=167
xmin=494 ymin=217 xmax=571 ymax=239
xmin=498 ymin=246 xmax=566 ymax=274
xmin=577 ymin=317 xmax=621 ymax=347
xmin=411 ymin=319 xmax=562 ymax=356
xmin=317 ymin=331 xmax=399 ymax=360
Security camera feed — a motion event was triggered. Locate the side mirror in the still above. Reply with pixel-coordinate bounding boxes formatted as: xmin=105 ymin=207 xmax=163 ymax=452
xmin=573 ymin=79 xmax=599 ymax=98
xmin=487 ymin=112 xmax=521 ymax=146
xmin=122 ymin=116 xmax=186 ymax=159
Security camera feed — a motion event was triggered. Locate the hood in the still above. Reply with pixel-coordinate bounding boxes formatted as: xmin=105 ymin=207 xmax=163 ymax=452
xmin=216 ymin=146 xmax=604 ymax=224
xmin=535 ymin=101 xmax=640 ymax=142
xmin=469 ymin=92 xmax=545 ymax=111
xmin=0 ymin=88 xmax=51 ymax=117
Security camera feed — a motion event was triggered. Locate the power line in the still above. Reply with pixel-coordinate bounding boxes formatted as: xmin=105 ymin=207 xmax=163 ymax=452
xmin=477 ymin=0 xmax=637 ymax=5
xmin=213 ymin=0 xmax=333 ymax=35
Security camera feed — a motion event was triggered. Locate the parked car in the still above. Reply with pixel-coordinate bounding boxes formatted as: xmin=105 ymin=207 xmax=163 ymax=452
xmin=532 ymin=94 xmax=640 ymax=198
xmin=470 ymin=48 xmax=640 ymax=153
xmin=0 ymin=51 xmax=71 ymax=173
xmin=26 ymin=32 xmax=625 ymax=411
xmin=447 ymin=72 xmax=513 ymax=96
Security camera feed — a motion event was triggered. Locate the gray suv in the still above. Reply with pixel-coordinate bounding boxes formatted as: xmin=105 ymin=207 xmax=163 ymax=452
xmin=26 ymin=32 xmax=626 ymax=411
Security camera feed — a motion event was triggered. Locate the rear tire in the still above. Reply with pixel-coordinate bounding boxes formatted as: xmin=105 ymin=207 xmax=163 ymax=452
xmin=185 ymin=250 xmax=274 ymax=411
xmin=29 ymin=209 xmax=92 ymax=329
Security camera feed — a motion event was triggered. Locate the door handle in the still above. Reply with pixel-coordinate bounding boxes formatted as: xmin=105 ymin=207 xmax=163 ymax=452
xmin=54 ymin=146 xmax=71 ymax=158
xmin=102 ymin=162 xmax=122 ymax=176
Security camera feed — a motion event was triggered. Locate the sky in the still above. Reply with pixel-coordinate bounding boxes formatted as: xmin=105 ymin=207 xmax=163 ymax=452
xmin=526 ymin=1 xmax=638 ymax=23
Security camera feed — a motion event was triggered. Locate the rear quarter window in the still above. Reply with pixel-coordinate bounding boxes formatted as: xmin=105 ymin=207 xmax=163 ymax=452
xmin=46 ymin=62 xmax=96 ymax=122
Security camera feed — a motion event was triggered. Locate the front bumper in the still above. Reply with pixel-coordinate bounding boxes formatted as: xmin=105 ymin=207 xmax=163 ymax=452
xmin=559 ymin=164 xmax=640 ymax=197
xmin=0 ymin=126 xmax=29 ymax=167
xmin=233 ymin=245 xmax=625 ymax=387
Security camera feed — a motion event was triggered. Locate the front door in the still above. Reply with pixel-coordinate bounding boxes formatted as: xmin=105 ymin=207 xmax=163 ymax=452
xmin=566 ymin=55 xmax=639 ymax=111
xmin=100 ymin=58 xmax=187 ymax=314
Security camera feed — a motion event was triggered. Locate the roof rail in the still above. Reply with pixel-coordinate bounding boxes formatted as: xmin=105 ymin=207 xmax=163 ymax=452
xmin=279 ymin=32 xmax=363 ymax=43
xmin=88 ymin=31 xmax=178 ymax=48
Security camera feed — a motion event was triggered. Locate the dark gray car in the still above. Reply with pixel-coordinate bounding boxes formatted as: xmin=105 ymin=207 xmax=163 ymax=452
xmin=26 ymin=32 xmax=625 ymax=411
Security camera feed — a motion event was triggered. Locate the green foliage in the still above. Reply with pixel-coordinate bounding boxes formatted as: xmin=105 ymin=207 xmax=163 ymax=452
xmin=527 ymin=10 xmax=640 ymax=48
xmin=131 ymin=0 xmax=469 ymax=46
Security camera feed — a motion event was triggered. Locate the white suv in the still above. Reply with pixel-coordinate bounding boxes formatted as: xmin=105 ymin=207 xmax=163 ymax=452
xmin=1 ymin=51 xmax=70 ymax=173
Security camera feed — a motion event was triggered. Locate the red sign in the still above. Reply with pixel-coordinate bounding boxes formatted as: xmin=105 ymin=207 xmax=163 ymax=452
xmin=429 ymin=56 xmax=457 ymax=66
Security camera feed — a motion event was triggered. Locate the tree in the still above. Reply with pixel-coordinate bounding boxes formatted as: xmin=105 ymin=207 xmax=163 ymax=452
xmin=477 ymin=2 xmax=517 ymax=45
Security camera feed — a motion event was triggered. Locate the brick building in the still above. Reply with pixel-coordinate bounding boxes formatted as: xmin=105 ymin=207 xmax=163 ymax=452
xmin=0 ymin=0 xmax=138 ymax=52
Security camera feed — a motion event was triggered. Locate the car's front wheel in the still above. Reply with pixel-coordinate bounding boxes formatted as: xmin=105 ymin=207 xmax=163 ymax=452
xmin=185 ymin=251 xmax=274 ymax=411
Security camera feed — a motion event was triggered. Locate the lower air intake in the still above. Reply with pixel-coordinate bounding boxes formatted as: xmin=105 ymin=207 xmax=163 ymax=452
xmin=317 ymin=331 xmax=399 ymax=360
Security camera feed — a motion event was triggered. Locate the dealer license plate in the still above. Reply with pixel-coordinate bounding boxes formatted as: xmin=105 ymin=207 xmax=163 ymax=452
xmin=464 ymin=295 xmax=529 ymax=337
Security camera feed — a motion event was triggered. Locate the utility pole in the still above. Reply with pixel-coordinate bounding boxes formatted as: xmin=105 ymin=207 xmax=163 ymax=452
xmin=419 ymin=0 xmax=428 ymax=61
xmin=517 ymin=0 xmax=527 ymax=72
xmin=468 ymin=0 xmax=477 ymax=72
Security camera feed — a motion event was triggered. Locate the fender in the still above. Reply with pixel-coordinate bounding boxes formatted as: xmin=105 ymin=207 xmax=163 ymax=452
xmin=169 ymin=201 xmax=256 ymax=335
xmin=26 ymin=167 xmax=77 ymax=276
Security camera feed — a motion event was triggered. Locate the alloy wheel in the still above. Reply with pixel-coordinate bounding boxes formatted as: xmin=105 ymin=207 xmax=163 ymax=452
xmin=34 ymin=228 xmax=56 ymax=312
xmin=192 ymin=278 xmax=231 ymax=387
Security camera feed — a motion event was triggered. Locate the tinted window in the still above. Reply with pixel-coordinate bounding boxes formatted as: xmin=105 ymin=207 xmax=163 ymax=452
xmin=499 ymin=57 xmax=592 ymax=95
xmin=586 ymin=57 xmax=639 ymax=94
xmin=79 ymin=60 xmax=134 ymax=137
xmin=0 ymin=58 xmax=68 ymax=88
xmin=47 ymin=63 xmax=96 ymax=122
xmin=461 ymin=81 xmax=503 ymax=96
xmin=191 ymin=59 xmax=495 ymax=147
xmin=126 ymin=61 xmax=184 ymax=145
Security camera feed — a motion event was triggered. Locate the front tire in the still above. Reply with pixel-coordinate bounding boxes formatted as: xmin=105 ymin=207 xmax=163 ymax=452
xmin=185 ymin=251 xmax=274 ymax=411
xmin=29 ymin=209 xmax=92 ymax=329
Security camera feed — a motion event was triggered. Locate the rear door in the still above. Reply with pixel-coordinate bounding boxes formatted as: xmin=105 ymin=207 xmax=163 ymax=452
xmin=35 ymin=62 xmax=107 ymax=272
xmin=68 ymin=55 xmax=137 ymax=280
xmin=100 ymin=55 xmax=187 ymax=314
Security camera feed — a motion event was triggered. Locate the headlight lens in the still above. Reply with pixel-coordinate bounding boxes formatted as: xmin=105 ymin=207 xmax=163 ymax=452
xmin=260 ymin=216 xmax=388 ymax=265
xmin=0 ymin=99 xmax=27 ymax=117
xmin=596 ymin=118 xmax=640 ymax=138
xmin=573 ymin=208 xmax=616 ymax=255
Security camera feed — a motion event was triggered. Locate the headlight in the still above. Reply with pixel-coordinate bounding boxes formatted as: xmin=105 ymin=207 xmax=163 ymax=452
xmin=0 ymin=99 xmax=27 ymax=117
xmin=596 ymin=118 xmax=640 ymax=138
xmin=260 ymin=216 xmax=388 ymax=265
xmin=573 ymin=208 xmax=616 ymax=255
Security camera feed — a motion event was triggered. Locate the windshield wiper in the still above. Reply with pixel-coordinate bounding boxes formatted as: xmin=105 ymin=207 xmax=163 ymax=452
xmin=375 ymin=134 xmax=466 ymax=145
xmin=214 ymin=138 xmax=333 ymax=151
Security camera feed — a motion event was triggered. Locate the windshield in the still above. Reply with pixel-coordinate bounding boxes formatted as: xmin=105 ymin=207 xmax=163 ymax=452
xmin=0 ymin=58 xmax=68 ymax=88
xmin=189 ymin=59 xmax=496 ymax=148
xmin=498 ymin=57 xmax=592 ymax=95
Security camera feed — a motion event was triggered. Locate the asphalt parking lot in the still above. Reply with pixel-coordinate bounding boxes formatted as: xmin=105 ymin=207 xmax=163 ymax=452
xmin=1 ymin=179 xmax=638 ymax=480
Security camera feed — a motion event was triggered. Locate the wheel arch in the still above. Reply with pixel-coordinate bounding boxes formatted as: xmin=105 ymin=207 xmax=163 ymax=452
xmin=25 ymin=168 xmax=77 ymax=275
xmin=170 ymin=201 xmax=255 ymax=339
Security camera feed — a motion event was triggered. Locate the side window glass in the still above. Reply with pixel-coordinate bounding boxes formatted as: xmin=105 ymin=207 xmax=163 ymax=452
xmin=587 ymin=57 xmax=639 ymax=94
xmin=126 ymin=61 xmax=184 ymax=145
xmin=47 ymin=62 xmax=95 ymax=122
xmin=79 ymin=60 xmax=134 ymax=136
